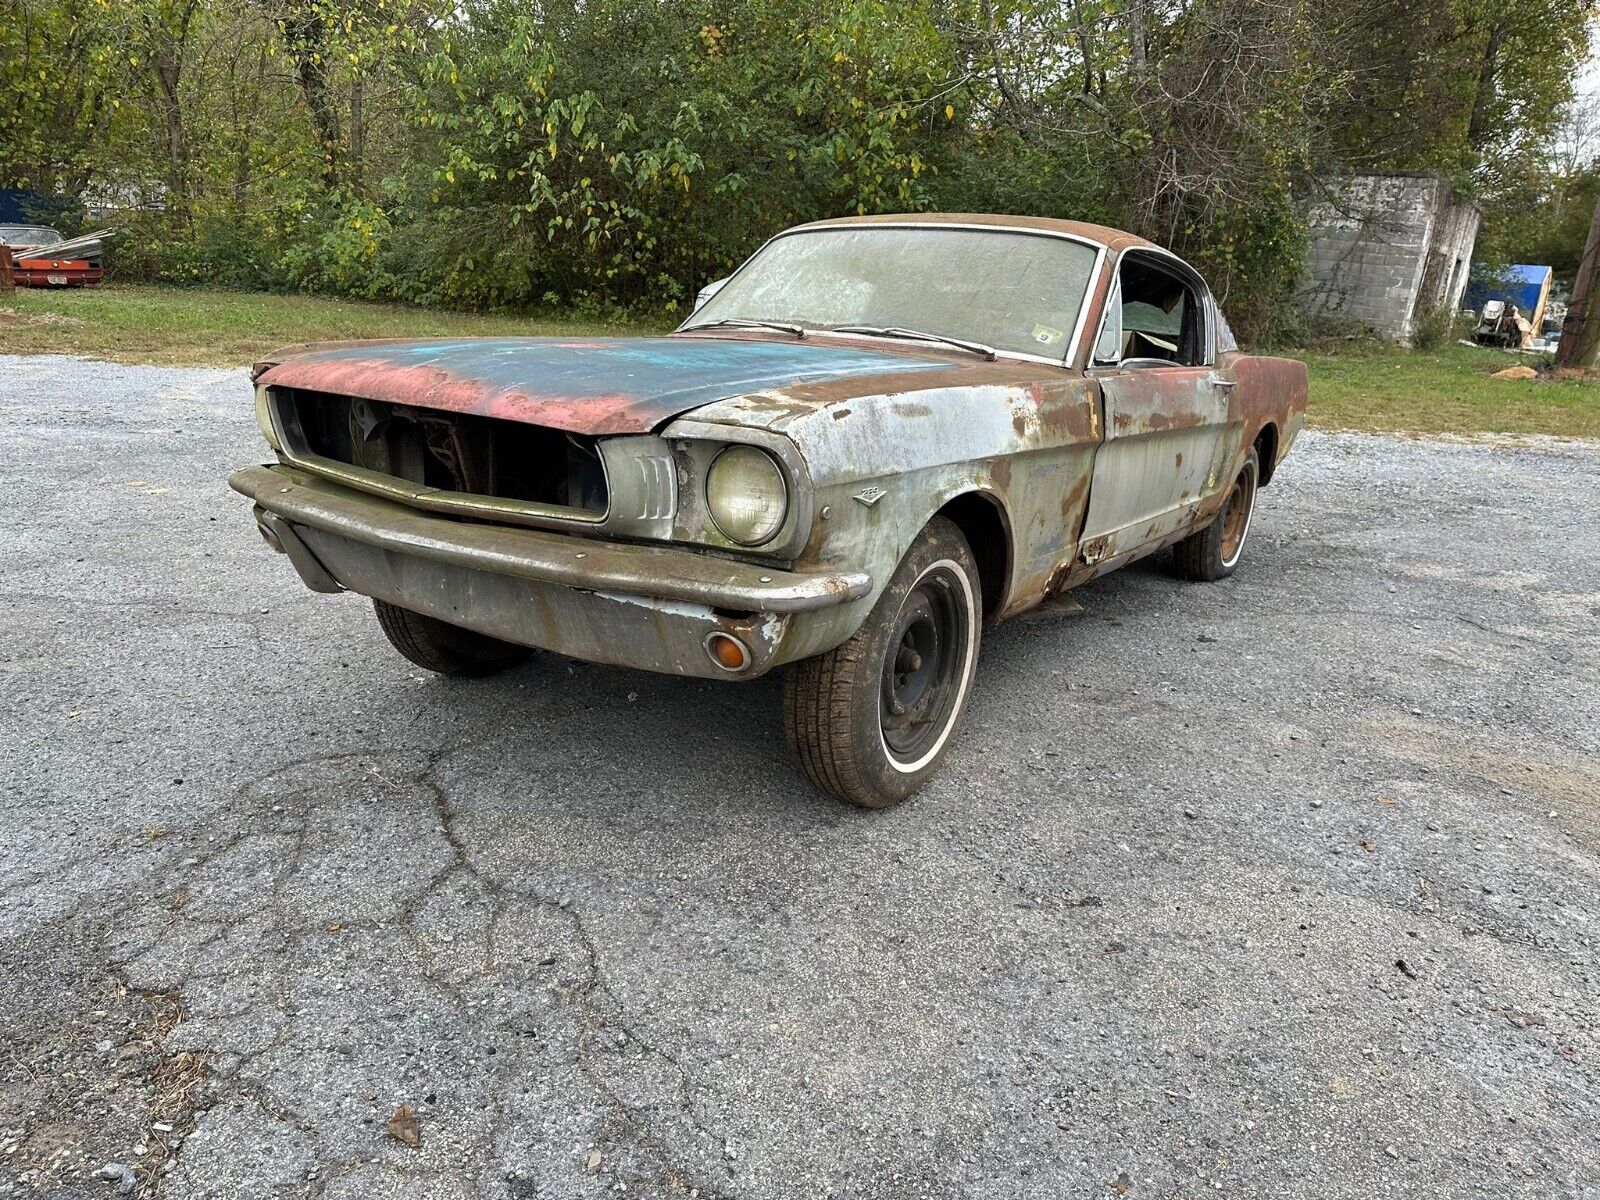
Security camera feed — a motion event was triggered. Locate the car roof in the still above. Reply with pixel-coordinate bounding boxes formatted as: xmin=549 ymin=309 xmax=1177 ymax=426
xmin=786 ymin=212 xmax=1161 ymax=254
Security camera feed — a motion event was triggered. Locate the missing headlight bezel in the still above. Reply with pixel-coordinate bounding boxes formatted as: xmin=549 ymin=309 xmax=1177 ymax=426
xmin=665 ymin=421 xmax=813 ymax=559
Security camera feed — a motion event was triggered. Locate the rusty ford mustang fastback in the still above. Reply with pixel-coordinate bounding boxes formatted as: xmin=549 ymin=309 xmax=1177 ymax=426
xmin=233 ymin=214 xmax=1306 ymax=807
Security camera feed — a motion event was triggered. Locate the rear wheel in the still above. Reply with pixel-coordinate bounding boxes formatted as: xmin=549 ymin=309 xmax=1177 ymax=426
xmin=784 ymin=517 xmax=982 ymax=809
xmin=1172 ymin=447 xmax=1259 ymax=582
xmin=372 ymin=600 xmax=533 ymax=677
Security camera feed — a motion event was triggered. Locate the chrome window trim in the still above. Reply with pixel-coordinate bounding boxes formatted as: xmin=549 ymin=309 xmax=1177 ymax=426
xmin=1087 ymin=244 xmax=1217 ymax=369
xmin=1113 ymin=357 xmax=1207 ymax=370
xmin=1092 ymin=273 xmax=1123 ymax=365
xmin=677 ymin=222 xmax=1109 ymax=370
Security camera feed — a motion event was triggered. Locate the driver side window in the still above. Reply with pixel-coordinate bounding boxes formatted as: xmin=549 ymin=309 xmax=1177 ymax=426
xmin=1097 ymin=255 xmax=1206 ymax=367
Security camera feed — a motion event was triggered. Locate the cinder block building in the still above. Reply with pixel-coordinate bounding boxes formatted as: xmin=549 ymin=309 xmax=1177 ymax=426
xmin=1301 ymin=173 xmax=1482 ymax=343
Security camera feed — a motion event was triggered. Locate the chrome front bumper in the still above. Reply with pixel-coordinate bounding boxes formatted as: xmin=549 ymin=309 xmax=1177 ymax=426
xmin=230 ymin=464 xmax=871 ymax=679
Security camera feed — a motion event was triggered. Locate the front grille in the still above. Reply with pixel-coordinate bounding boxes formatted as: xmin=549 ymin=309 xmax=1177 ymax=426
xmin=271 ymin=387 xmax=607 ymax=517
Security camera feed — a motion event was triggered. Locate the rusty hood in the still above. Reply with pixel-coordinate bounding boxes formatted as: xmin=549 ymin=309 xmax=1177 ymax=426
xmin=256 ymin=336 xmax=958 ymax=436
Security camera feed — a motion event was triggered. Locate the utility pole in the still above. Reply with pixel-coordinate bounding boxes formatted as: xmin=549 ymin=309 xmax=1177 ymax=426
xmin=1556 ymin=192 xmax=1600 ymax=370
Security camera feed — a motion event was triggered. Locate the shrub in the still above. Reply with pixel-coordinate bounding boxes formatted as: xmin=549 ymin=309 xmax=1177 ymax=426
xmin=1411 ymin=302 xmax=1467 ymax=350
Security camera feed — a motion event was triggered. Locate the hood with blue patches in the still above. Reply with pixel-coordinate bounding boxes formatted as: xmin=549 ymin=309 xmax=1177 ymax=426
xmin=256 ymin=335 xmax=957 ymax=435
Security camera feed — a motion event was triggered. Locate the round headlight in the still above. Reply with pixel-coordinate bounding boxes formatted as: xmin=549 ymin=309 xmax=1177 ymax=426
xmin=706 ymin=445 xmax=788 ymax=546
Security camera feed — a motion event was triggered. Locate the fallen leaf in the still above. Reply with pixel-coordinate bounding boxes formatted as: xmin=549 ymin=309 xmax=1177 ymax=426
xmin=1359 ymin=841 xmax=1375 ymax=853
xmin=586 ymin=1148 xmax=602 ymax=1173
xmin=1378 ymin=795 xmax=1396 ymax=805
xmin=326 ymin=922 xmax=342 ymax=933
xmin=387 ymin=1103 xmax=421 ymax=1149
xmin=1112 ymin=1171 xmax=1133 ymax=1195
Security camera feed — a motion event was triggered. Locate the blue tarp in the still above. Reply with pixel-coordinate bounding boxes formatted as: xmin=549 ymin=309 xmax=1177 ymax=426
xmin=1465 ymin=264 xmax=1553 ymax=314
xmin=0 ymin=189 xmax=50 ymax=223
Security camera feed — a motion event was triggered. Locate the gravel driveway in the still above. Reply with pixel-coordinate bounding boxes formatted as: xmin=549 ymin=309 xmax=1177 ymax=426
xmin=2 ymin=354 xmax=1597 ymax=1200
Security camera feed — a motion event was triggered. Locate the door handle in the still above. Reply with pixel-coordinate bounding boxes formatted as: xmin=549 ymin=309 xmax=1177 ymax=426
xmin=1212 ymin=378 xmax=1237 ymax=390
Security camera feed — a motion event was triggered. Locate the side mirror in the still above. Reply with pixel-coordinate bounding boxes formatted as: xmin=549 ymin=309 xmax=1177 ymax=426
xmin=694 ymin=277 xmax=728 ymax=311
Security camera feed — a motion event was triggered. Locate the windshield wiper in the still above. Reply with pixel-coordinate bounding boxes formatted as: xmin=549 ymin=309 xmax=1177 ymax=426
xmin=687 ymin=317 xmax=809 ymax=339
xmin=831 ymin=325 xmax=998 ymax=361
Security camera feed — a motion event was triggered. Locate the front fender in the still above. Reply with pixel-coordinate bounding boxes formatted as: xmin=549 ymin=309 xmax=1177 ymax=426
xmin=679 ymin=376 xmax=1100 ymax=656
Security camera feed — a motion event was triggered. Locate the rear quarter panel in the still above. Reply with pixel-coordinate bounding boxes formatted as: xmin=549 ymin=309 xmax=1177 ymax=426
xmin=1222 ymin=352 xmax=1308 ymax=482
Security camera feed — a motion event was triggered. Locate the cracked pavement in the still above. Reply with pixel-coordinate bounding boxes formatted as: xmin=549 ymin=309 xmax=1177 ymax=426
xmin=1 ymin=353 xmax=1598 ymax=1200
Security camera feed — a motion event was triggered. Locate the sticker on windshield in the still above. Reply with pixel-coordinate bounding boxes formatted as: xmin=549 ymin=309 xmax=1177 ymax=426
xmin=1031 ymin=325 xmax=1064 ymax=347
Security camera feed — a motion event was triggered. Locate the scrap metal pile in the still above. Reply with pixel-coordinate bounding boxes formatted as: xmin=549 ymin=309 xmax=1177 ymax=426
xmin=2 ymin=228 xmax=113 ymax=288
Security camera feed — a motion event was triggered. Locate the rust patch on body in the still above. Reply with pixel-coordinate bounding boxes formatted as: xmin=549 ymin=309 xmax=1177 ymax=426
xmin=793 ymin=211 xmax=1160 ymax=256
xmin=1059 ymin=471 xmax=1089 ymax=521
xmin=260 ymin=336 xmax=962 ymax=436
xmin=263 ymin=355 xmax=659 ymax=435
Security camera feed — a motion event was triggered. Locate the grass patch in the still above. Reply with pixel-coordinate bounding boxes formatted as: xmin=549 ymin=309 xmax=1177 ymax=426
xmin=1296 ymin=340 xmax=1600 ymax=439
xmin=1 ymin=283 xmax=661 ymax=366
xmin=4 ymin=284 xmax=1596 ymax=437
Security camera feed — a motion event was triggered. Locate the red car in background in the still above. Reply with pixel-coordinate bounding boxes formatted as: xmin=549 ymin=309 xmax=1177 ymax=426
xmin=0 ymin=224 xmax=106 ymax=287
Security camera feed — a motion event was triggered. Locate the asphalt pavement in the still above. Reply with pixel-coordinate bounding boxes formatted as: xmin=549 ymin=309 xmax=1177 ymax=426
xmin=1 ymin=354 xmax=1597 ymax=1200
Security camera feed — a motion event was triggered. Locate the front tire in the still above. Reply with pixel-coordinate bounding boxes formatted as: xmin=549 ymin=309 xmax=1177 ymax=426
xmin=784 ymin=517 xmax=982 ymax=809
xmin=372 ymin=600 xmax=533 ymax=677
xmin=1172 ymin=447 xmax=1259 ymax=582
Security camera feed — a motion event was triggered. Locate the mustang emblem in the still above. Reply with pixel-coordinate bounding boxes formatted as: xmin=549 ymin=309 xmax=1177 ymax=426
xmin=853 ymin=485 xmax=888 ymax=507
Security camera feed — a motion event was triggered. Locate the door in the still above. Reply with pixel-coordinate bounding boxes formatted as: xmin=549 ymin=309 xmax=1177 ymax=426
xmin=1078 ymin=252 xmax=1232 ymax=561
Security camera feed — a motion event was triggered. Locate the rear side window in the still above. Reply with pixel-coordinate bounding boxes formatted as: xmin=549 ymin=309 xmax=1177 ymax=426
xmin=1215 ymin=307 xmax=1239 ymax=354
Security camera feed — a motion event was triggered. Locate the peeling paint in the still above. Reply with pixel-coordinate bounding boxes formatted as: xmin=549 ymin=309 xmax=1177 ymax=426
xmin=591 ymin=591 xmax=715 ymax=621
xmin=258 ymin=338 xmax=956 ymax=436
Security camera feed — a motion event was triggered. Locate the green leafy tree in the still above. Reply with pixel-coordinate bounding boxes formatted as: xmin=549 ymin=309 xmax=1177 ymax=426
xmin=0 ymin=0 xmax=134 ymax=204
xmin=4 ymin=0 xmax=1592 ymax=340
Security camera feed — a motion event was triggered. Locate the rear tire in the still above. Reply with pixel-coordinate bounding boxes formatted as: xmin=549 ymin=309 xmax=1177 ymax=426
xmin=372 ymin=600 xmax=533 ymax=677
xmin=1172 ymin=447 xmax=1259 ymax=582
xmin=783 ymin=516 xmax=982 ymax=809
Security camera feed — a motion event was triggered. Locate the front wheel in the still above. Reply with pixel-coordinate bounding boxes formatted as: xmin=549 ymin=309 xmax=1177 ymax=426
xmin=372 ymin=600 xmax=533 ymax=677
xmin=783 ymin=516 xmax=982 ymax=809
xmin=1172 ymin=446 xmax=1259 ymax=582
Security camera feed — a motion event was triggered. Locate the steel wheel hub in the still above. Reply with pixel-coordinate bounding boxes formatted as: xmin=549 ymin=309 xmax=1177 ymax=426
xmin=880 ymin=568 xmax=969 ymax=763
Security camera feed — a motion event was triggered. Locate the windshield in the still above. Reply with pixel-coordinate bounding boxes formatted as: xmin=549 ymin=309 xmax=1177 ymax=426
xmin=0 ymin=225 xmax=61 ymax=246
xmin=684 ymin=226 xmax=1100 ymax=360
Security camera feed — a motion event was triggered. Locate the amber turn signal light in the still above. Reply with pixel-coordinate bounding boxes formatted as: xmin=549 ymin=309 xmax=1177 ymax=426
xmin=704 ymin=632 xmax=751 ymax=672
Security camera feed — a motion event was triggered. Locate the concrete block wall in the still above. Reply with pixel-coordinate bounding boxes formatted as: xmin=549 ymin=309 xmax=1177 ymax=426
xmin=1419 ymin=196 xmax=1481 ymax=316
xmin=1301 ymin=173 xmax=1481 ymax=343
